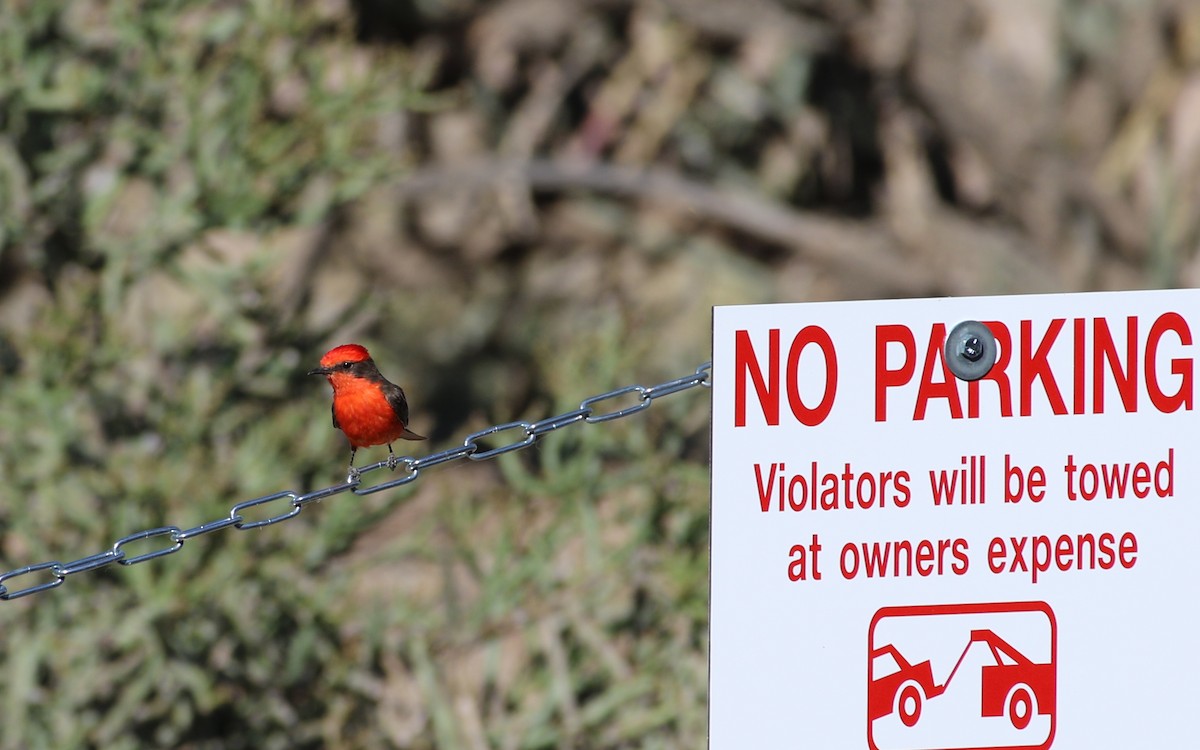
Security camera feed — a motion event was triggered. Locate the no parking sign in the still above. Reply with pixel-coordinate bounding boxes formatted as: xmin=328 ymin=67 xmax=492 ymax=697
xmin=710 ymin=290 xmax=1197 ymax=749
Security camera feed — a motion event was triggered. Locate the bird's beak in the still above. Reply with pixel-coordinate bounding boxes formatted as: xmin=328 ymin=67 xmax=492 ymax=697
xmin=308 ymin=366 xmax=330 ymax=376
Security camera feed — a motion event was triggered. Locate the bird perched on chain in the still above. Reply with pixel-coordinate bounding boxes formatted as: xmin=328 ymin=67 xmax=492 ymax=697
xmin=309 ymin=344 xmax=426 ymax=477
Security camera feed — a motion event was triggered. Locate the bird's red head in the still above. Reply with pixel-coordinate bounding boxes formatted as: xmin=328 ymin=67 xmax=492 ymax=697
xmin=319 ymin=343 xmax=371 ymax=369
xmin=308 ymin=343 xmax=376 ymax=382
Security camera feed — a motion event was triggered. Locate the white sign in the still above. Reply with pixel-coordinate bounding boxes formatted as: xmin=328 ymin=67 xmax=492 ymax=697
xmin=710 ymin=290 xmax=1197 ymax=749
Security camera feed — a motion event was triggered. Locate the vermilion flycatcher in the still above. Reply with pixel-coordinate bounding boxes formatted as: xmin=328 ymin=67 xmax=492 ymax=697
xmin=309 ymin=344 xmax=426 ymax=473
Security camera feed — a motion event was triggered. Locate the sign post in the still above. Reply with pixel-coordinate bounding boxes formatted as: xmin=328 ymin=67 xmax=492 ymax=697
xmin=710 ymin=290 xmax=1196 ymax=749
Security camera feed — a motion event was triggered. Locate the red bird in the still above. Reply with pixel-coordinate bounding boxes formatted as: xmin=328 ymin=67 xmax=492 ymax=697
xmin=308 ymin=344 xmax=426 ymax=474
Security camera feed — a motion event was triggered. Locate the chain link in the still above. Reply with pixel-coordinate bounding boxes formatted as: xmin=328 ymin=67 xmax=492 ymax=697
xmin=0 ymin=362 xmax=712 ymax=602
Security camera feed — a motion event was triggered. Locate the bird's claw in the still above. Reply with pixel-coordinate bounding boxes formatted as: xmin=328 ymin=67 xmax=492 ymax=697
xmin=346 ymin=467 xmax=361 ymax=484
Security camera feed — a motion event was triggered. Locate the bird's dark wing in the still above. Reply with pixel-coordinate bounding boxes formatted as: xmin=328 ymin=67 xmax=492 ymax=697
xmin=331 ymin=402 xmax=340 ymax=430
xmin=382 ymin=379 xmax=426 ymax=440
xmin=381 ymin=380 xmax=410 ymax=426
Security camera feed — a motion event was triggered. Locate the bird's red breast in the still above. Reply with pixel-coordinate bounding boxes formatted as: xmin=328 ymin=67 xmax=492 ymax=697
xmin=329 ymin=378 xmax=410 ymax=449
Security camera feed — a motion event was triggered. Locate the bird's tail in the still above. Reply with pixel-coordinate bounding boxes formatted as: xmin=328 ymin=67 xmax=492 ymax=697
xmin=400 ymin=427 xmax=427 ymax=441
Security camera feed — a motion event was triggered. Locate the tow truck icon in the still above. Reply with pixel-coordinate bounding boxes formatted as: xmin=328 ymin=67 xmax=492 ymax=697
xmin=867 ymin=601 xmax=1056 ymax=750
xmin=870 ymin=629 xmax=1055 ymax=729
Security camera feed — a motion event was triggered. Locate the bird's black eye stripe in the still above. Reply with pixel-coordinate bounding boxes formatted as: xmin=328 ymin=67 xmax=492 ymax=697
xmin=339 ymin=361 xmax=354 ymax=370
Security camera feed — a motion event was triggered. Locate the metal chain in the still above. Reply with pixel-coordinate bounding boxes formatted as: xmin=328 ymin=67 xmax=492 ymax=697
xmin=0 ymin=362 xmax=712 ymax=602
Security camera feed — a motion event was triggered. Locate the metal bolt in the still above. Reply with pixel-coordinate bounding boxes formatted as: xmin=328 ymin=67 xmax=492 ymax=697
xmin=944 ymin=321 xmax=997 ymax=381
xmin=959 ymin=336 xmax=984 ymax=362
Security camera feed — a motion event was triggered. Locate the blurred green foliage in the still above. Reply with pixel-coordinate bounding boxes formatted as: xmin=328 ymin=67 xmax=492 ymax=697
xmin=0 ymin=1 xmax=715 ymax=744
xmin=0 ymin=1 xmax=689 ymax=748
